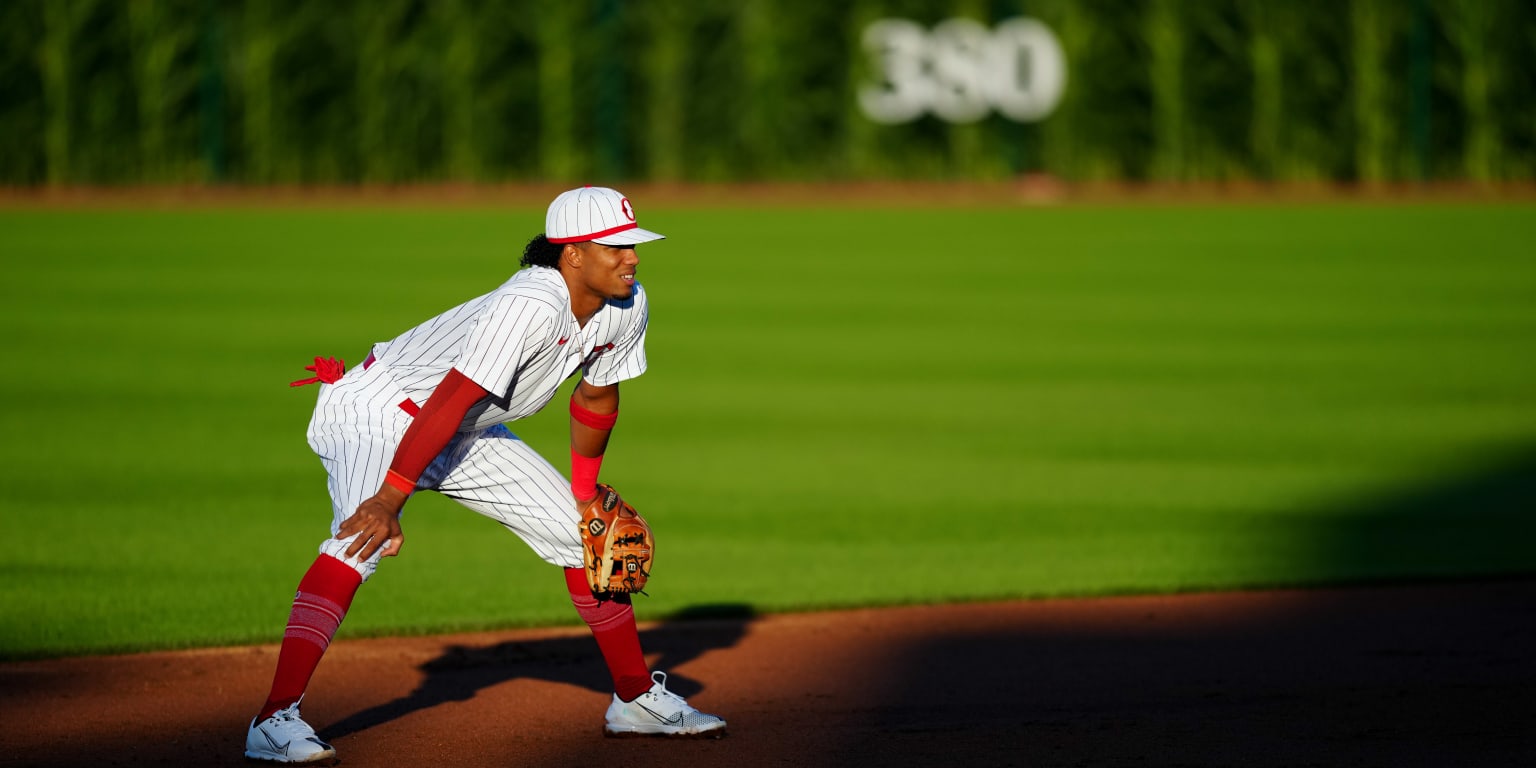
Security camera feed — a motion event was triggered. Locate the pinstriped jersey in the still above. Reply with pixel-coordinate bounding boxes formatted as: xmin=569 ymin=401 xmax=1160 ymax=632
xmin=366 ymin=267 xmax=647 ymax=432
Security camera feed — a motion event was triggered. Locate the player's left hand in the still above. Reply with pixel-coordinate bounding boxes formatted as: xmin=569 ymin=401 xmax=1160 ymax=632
xmin=337 ymin=491 xmax=405 ymax=561
xmin=578 ymin=484 xmax=654 ymax=595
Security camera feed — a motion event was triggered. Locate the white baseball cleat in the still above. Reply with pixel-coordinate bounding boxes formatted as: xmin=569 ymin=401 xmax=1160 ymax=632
xmin=604 ymin=671 xmax=728 ymax=738
xmin=244 ymin=699 xmax=337 ymax=764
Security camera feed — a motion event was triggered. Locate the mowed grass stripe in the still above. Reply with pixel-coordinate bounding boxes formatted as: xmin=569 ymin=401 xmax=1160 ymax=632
xmin=0 ymin=202 xmax=1532 ymax=658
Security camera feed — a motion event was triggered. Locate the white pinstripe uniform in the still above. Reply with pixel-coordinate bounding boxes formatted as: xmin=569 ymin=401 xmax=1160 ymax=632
xmin=306 ymin=267 xmax=648 ymax=581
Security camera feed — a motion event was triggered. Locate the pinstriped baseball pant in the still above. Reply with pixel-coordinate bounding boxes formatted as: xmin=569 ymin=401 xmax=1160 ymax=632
xmin=304 ymin=361 xmax=583 ymax=581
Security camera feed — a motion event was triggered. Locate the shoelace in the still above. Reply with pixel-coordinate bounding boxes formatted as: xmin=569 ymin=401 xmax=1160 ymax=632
xmin=645 ymin=672 xmax=692 ymax=708
xmin=289 ymin=356 xmax=346 ymax=387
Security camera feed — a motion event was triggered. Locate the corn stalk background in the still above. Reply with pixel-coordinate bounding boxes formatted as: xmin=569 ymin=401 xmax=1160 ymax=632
xmin=0 ymin=0 xmax=1531 ymax=185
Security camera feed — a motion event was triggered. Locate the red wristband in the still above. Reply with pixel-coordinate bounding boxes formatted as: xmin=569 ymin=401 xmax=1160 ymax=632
xmin=571 ymin=448 xmax=603 ymax=500
xmin=383 ymin=469 xmax=416 ymax=495
xmin=570 ymin=399 xmax=619 ymax=430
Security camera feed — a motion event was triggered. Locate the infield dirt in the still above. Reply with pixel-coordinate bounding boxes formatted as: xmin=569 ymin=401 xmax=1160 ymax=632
xmin=2 ymin=580 xmax=1531 ymax=767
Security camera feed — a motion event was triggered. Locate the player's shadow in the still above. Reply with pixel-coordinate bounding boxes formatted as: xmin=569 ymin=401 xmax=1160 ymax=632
xmin=321 ymin=603 xmax=754 ymax=741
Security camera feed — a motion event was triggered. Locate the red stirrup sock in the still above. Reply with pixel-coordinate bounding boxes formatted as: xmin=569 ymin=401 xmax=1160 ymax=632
xmin=257 ymin=555 xmax=362 ymax=720
xmin=564 ymin=567 xmax=653 ymax=702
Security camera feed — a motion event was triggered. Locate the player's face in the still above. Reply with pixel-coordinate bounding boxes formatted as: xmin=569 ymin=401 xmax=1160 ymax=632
xmin=576 ymin=242 xmax=640 ymax=300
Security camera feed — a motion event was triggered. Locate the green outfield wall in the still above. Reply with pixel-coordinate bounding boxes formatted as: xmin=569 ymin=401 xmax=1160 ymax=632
xmin=1 ymin=0 xmax=1533 ymax=186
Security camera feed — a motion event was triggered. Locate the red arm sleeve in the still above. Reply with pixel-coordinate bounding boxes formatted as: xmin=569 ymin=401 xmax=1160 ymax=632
xmin=569 ymin=381 xmax=619 ymax=500
xmin=386 ymin=368 xmax=491 ymax=486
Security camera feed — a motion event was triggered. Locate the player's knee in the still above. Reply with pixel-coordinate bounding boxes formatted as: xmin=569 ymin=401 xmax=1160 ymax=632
xmin=318 ymin=537 xmax=381 ymax=582
xmin=565 ymin=567 xmax=632 ymax=624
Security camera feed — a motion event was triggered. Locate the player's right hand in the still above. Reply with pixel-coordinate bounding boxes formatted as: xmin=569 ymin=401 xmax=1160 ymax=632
xmin=338 ymin=490 xmax=406 ymax=561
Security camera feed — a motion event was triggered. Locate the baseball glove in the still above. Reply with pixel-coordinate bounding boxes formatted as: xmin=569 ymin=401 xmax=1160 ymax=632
xmin=579 ymin=484 xmax=654 ymax=595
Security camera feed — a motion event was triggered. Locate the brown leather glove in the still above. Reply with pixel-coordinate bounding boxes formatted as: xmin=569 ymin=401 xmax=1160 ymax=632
xmin=578 ymin=484 xmax=654 ymax=595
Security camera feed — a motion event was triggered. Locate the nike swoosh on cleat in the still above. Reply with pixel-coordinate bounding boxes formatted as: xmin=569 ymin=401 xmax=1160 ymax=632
xmin=637 ymin=703 xmax=687 ymax=727
xmin=261 ymin=729 xmax=292 ymax=753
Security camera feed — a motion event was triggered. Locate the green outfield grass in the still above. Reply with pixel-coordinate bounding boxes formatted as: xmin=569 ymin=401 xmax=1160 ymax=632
xmin=2 ymin=200 xmax=1534 ymax=659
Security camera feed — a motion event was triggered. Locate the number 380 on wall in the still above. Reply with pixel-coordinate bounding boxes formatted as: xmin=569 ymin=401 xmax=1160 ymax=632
xmin=859 ymin=17 xmax=1067 ymax=124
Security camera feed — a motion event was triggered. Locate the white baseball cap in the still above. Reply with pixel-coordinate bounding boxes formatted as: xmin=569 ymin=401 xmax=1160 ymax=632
xmin=545 ymin=186 xmax=665 ymax=246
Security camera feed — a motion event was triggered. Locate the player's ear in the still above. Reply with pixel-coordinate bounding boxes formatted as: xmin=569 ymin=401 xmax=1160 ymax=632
xmin=562 ymin=243 xmax=582 ymax=269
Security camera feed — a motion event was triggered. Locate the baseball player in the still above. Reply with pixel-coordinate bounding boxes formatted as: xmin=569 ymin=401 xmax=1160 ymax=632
xmin=246 ymin=186 xmax=727 ymax=764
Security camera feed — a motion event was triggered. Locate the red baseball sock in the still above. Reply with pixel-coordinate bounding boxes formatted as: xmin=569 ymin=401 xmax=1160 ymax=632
xmin=565 ymin=567 xmax=653 ymax=702
xmin=257 ymin=555 xmax=362 ymax=720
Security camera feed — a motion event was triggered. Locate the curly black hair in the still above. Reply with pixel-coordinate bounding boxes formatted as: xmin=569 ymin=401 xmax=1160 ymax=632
xmin=520 ymin=234 xmax=563 ymax=268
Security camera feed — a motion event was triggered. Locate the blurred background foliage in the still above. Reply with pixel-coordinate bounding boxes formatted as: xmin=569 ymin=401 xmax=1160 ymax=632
xmin=0 ymin=0 xmax=1532 ymax=186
